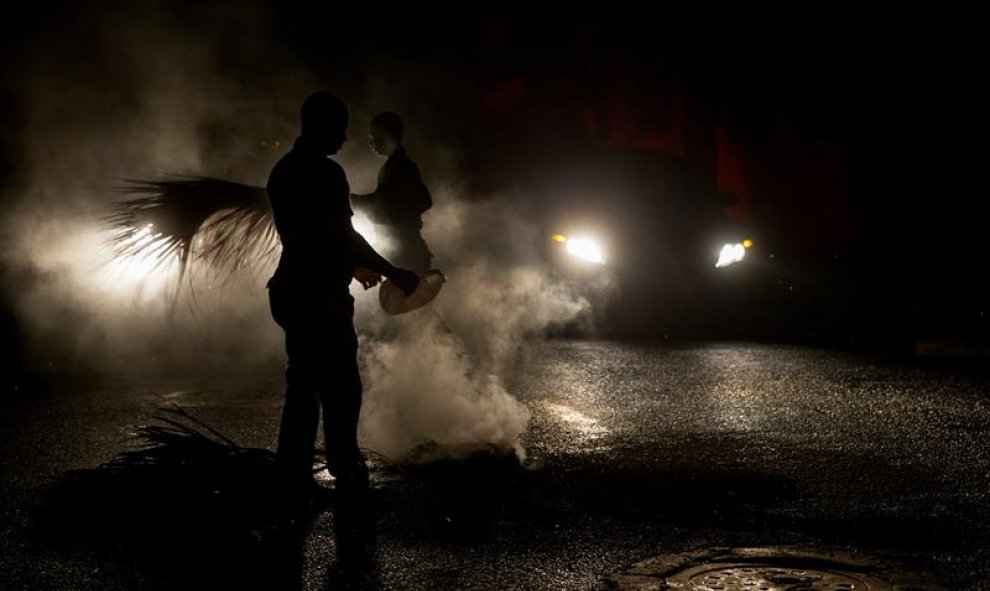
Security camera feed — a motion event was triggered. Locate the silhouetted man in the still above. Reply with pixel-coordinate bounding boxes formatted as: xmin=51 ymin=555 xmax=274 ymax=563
xmin=351 ymin=112 xmax=433 ymax=272
xmin=267 ymin=93 xmax=419 ymax=507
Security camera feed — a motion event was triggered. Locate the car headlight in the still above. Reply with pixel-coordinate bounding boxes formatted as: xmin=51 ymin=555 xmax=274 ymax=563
xmin=552 ymin=233 xmax=605 ymax=264
xmin=715 ymin=239 xmax=753 ymax=268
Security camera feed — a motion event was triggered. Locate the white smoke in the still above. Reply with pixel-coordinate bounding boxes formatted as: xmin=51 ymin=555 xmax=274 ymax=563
xmin=357 ymin=314 xmax=532 ymax=460
xmin=350 ymin=184 xmax=591 ymax=461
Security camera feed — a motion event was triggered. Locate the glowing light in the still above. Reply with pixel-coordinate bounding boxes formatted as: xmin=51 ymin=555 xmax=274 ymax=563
xmin=565 ymin=237 xmax=605 ymax=264
xmin=743 ymin=238 xmax=753 ymax=249
xmin=93 ymin=223 xmax=182 ymax=300
xmin=716 ymin=242 xmax=746 ymax=268
xmin=106 ymin=225 xmax=176 ymax=281
xmin=351 ymin=210 xmax=386 ymax=252
xmin=551 ymin=233 xmax=568 ymax=243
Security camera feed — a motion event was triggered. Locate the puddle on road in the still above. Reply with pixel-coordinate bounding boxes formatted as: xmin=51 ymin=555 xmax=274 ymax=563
xmin=545 ymin=403 xmax=607 ymax=433
xmin=544 ymin=401 xmax=610 ymax=442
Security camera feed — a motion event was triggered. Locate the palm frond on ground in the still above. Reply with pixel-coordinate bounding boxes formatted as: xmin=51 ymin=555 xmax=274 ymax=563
xmin=26 ymin=405 xmax=279 ymax=553
xmin=22 ymin=402 xmax=531 ymax=584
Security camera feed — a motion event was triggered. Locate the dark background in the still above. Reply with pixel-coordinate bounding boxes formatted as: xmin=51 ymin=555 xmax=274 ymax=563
xmin=2 ymin=2 xmax=987 ymax=375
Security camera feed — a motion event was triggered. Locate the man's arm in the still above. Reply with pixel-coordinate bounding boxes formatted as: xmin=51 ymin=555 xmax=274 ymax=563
xmin=322 ymin=158 xmax=419 ymax=294
xmin=345 ymin=224 xmax=420 ymax=295
xmin=353 ymin=266 xmax=382 ymax=290
xmin=346 ymin=224 xmax=394 ymax=276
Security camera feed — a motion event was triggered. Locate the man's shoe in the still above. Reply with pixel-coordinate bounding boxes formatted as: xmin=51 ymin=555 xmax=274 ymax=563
xmin=331 ymin=458 xmax=370 ymax=490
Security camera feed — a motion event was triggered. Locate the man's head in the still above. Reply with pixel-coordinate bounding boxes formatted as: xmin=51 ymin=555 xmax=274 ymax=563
xmin=369 ymin=111 xmax=404 ymax=157
xmin=300 ymin=92 xmax=348 ymax=154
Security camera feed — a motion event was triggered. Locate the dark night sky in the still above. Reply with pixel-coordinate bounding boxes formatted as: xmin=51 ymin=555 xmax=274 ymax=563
xmin=1 ymin=2 xmax=987 ymax=361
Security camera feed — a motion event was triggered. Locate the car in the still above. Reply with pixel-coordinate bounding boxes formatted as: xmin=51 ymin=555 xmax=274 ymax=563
xmin=525 ymin=147 xmax=778 ymax=339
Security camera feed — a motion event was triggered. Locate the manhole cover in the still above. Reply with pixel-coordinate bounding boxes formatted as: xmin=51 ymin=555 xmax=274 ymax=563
xmin=604 ymin=548 xmax=947 ymax=591
xmin=669 ymin=562 xmax=881 ymax=590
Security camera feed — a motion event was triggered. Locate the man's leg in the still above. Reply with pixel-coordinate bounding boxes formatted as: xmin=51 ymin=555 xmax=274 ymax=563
xmin=271 ymin=285 xmax=321 ymax=495
xmin=320 ymin=322 xmax=368 ymax=489
xmin=275 ymin=357 xmax=321 ymax=491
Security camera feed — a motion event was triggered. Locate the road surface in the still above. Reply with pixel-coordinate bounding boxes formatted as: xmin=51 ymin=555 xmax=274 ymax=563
xmin=1 ymin=342 xmax=988 ymax=589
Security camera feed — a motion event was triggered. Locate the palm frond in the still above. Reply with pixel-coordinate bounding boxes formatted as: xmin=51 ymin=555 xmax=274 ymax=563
xmin=26 ymin=404 xmax=278 ymax=551
xmin=106 ymin=176 xmax=276 ymax=287
xmin=22 ymin=404 xmax=290 ymax=585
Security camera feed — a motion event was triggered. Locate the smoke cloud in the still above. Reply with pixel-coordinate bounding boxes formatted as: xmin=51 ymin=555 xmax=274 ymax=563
xmin=352 ymin=185 xmax=591 ymax=460
xmin=3 ymin=2 xmax=599 ymax=460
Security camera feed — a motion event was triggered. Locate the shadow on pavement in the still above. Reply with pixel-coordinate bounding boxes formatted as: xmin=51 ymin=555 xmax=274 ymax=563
xmin=19 ymin=406 xmax=352 ymax=589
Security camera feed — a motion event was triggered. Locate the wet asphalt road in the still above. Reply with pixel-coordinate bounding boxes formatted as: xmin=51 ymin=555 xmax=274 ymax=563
xmin=2 ymin=342 xmax=989 ymax=590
